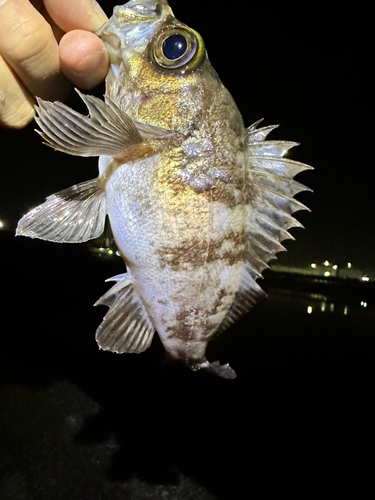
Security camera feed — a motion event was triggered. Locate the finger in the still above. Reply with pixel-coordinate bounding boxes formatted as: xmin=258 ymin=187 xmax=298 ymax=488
xmin=0 ymin=0 xmax=70 ymax=102
xmin=0 ymin=54 xmax=35 ymax=128
xmin=44 ymin=0 xmax=107 ymax=32
xmin=30 ymin=1 xmax=65 ymax=42
xmin=59 ymin=30 xmax=109 ymax=89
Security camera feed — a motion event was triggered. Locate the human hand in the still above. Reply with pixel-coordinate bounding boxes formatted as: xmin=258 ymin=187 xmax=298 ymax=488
xmin=0 ymin=0 xmax=109 ymax=128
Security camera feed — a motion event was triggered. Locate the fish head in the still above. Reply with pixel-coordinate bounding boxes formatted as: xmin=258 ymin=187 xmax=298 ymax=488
xmin=96 ymin=0 xmax=239 ymax=136
xmin=96 ymin=0 xmax=175 ymax=63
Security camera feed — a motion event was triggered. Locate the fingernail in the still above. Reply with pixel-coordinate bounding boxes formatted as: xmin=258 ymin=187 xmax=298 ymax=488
xmin=92 ymin=1 xmax=107 ymax=21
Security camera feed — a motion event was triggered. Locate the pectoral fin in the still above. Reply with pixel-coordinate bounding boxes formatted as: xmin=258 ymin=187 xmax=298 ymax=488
xmin=133 ymin=119 xmax=176 ymax=139
xmin=16 ymin=179 xmax=106 ymax=243
xmin=34 ymin=89 xmax=144 ymax=157
xmin=95 ymin=274 xmax=155 ymax=354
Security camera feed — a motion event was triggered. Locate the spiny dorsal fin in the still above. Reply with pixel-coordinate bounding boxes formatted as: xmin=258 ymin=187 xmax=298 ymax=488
xmin=245 ymin=121 xmax=312 ymax=279
xmin=217 ymin=122 xmax=311 ymax=334
xmin=95 ymin=274 xmax=155 ymax=354
xmin=247 ymin=121 xmax=279 ymax=142
xmin=217 ymin=265 xmax=267 ymax=335
xmin=16 ymin=179 xmax=106 ymax=243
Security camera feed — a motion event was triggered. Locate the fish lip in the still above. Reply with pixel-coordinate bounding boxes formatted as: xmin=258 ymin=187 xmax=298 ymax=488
xmin=96 ymin=1 xmax=174 ymax=38
xmin=96 ymin=0 xmax=173 ymax=33
xmin=123 ymin=0 xmax=173 ymax=15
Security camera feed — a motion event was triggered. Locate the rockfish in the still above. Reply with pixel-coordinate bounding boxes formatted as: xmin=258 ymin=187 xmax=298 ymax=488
xmin=16 ymin=0 xmax=311 ymax=378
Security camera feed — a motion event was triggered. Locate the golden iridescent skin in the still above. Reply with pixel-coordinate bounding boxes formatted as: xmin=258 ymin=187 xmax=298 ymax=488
xmin=17 ymin=1 xmax=311 ymax=378
xmin=98 ymin=1 xmax=249 ymax=369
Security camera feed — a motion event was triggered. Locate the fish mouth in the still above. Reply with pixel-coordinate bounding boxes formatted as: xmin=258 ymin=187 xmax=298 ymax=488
xmin=103 ymin=0 xmax=173 ymax=29
xmin=96 ymin=0 xmax=173 ymax=38
xmin=118 ymin=0 xmax=173 ymax=17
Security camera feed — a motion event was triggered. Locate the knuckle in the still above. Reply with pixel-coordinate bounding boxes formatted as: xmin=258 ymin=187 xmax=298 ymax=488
xmin=0 ymin=100 xmax=35 ymax=129
xmin=7 ymin=18 xmax=54 ymax=66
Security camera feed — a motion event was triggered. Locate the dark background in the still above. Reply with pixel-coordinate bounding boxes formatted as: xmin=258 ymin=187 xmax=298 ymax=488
xmin=1 ymin=2 xmax=373 ymax=499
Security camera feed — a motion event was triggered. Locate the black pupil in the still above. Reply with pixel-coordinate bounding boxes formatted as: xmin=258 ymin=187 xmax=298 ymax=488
xmin=162 ymin=34 xmax=187 ymax=60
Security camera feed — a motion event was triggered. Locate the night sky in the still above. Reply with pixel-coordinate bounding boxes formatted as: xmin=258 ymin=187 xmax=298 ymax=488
xmin=1 ymin=2 xmax=372 ymax=275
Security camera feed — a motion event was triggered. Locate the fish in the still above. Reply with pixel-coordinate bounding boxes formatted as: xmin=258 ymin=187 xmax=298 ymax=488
xmin=16 ymin=0 xmax=311 ymax=379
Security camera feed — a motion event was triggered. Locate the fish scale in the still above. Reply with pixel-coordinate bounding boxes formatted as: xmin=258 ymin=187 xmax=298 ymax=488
xmin=16 ymin=0 xmax=311 ymax=379
xmin=105 ymin=153 xmax=243 ymax=356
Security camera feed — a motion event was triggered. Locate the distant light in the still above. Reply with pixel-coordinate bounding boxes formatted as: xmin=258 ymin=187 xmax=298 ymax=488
xmin=321 ymin=302 xmax=326 ymax=312
xmin=344 ymin=305 xmax=348 ymax=316
xmin=324 ymin=271 xmax=331 ymax=277
xmin=0 ymin=220 xmax=4 ymax=229
xmin=310 ymin=263 xmax=317 ymax=269
xmin=347 ymin=262 xmax=352 ymax=269
xmin=307 ymin=306 xmax=313 ymax=314
xmin=108 ymin=249 xmax=113 ymax=255
xmin=324 ymin=260 xmax=330 ymax=267
xmin=333 ymin=265 xmax=338 ymax=270
xmin=361 ymin=275 xmax=370 ymax=282
xmin=330 ymin=303 xmax=335 ymax=312
xmin=361 ymin=301 xmax=367 ymax=308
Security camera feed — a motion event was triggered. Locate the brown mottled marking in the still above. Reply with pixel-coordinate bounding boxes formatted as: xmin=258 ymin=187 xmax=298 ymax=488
xmin=158 ymin=229 xmax=247 ymax=271
xmin=208 ymin=288 xmax=226 ymax=316
xmin=154 ymin=162 xmax=248 ymax=210
xmin=166 ymin=308 xmax=196 ymax=340
xmin=98 ymin=141 xmax=154 ymax=190
xmin=166 ymin=318 xmax=216 ymax=342
xmin=165 ymin=289 xmax=230 ymax=343
xmin=166 ymin=324 xmax=194 ymax=341
xmin=210 ymin=183 xmax=239 ymax=208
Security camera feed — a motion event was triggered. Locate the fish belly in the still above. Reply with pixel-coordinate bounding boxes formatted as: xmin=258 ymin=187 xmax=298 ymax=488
xmin=103 ymin=155 xmax=245 ymax=362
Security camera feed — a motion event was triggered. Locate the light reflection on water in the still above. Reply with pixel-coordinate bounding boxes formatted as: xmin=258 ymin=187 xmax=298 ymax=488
xmin=268 ymin=288 xmax=373 ymax=318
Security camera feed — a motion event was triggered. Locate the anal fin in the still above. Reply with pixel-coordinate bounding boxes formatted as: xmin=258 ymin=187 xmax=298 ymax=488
xmin=95 ymin=274 xmax=155 ymax=354
xmin=16 ymin=179 xmax=106 ymax=243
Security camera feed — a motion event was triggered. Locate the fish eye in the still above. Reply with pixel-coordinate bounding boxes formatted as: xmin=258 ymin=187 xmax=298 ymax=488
xmin=152 ymin=26 xmax=205 ymax=71
xmin=163 ymin=34 xmax=187 ymax=60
